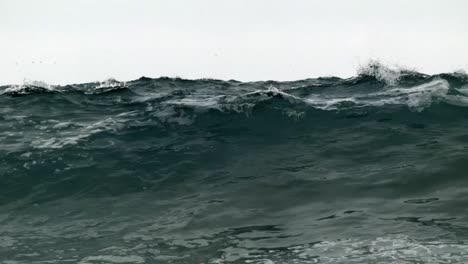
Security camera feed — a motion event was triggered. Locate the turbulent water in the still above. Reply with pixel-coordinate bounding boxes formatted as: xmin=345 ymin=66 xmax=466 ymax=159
xmin=2 ymin=64 xmax=468 ymax=263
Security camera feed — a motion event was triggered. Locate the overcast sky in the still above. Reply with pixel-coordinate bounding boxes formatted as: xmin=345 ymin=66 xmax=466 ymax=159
xmin=1 ymin=0 xmax=467 ymax=84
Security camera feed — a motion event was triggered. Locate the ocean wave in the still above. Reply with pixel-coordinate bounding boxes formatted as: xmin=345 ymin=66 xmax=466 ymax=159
xmin=2 ymin=71 xmax=467 ymax=152
xmin=147 ymin=78 xmax=461 ymax=115
xmin=4 ymin=63 xmax=468 ymax=263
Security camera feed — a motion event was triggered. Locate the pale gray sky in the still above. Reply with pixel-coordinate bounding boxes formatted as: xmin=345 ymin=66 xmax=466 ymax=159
xmin=1 ymin=0 xmax=467 ymax=84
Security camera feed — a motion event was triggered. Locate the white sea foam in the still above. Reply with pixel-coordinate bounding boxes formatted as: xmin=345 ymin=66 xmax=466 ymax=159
xmin=95 ymin=78 xmax=126 ymax=89
xmin=210 ymin=235 xmax=468 ymax=263
xmin=31 ymin=118 xmax=125 ymax=149
xmin=371 ymin=79 xmax=450 ymax=111
xmin=301 ymin=79 xmax=452 ymax=111
xmin=78 ymin=255 xmax=145 ymax=264
xmin=357 ymin=60 xmax=417 ymax=86
xmin=164 ymin=96 xmax=222 ymax=108
xmin=52 ymin=122 xmax=73 ymax=129
xmin=158 ymin=78 xmax=458 ymax=114
xmin=152 ymin=106 xmax=194 ymax=125
xmin=1 ymin=80 xmax=55 ymax=95
xmin=289 ymin=235 xmax=468 ymax=263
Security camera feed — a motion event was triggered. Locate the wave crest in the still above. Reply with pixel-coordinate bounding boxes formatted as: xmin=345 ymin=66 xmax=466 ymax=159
xmin=357 ymin=60 xmax=425 ymax=86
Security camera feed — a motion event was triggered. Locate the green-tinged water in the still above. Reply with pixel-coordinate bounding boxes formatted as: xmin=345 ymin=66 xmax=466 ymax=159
xmin=2 ymin=66 xmax=468 ymax=263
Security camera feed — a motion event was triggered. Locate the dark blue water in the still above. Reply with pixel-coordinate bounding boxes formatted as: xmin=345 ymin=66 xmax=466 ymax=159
xmin=2 ymin=64 xmax=468 ymax=263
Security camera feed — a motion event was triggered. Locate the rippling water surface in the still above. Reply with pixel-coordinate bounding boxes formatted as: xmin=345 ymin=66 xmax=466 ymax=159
xmin=2 ymin=64 xmax=468 ymax=263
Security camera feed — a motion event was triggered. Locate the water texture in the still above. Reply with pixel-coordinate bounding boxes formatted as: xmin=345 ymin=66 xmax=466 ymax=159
xmin=1 ymin=63 xmax=468 ymax=263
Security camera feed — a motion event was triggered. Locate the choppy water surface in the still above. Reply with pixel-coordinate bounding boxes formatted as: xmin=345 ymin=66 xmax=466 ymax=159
xmin=2 ymin=64 xmax=468 ymax=263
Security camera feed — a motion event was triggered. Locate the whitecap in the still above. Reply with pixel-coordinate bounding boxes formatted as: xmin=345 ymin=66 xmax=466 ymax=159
xmin=357 ymin=60 xmax=417 ymax=86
